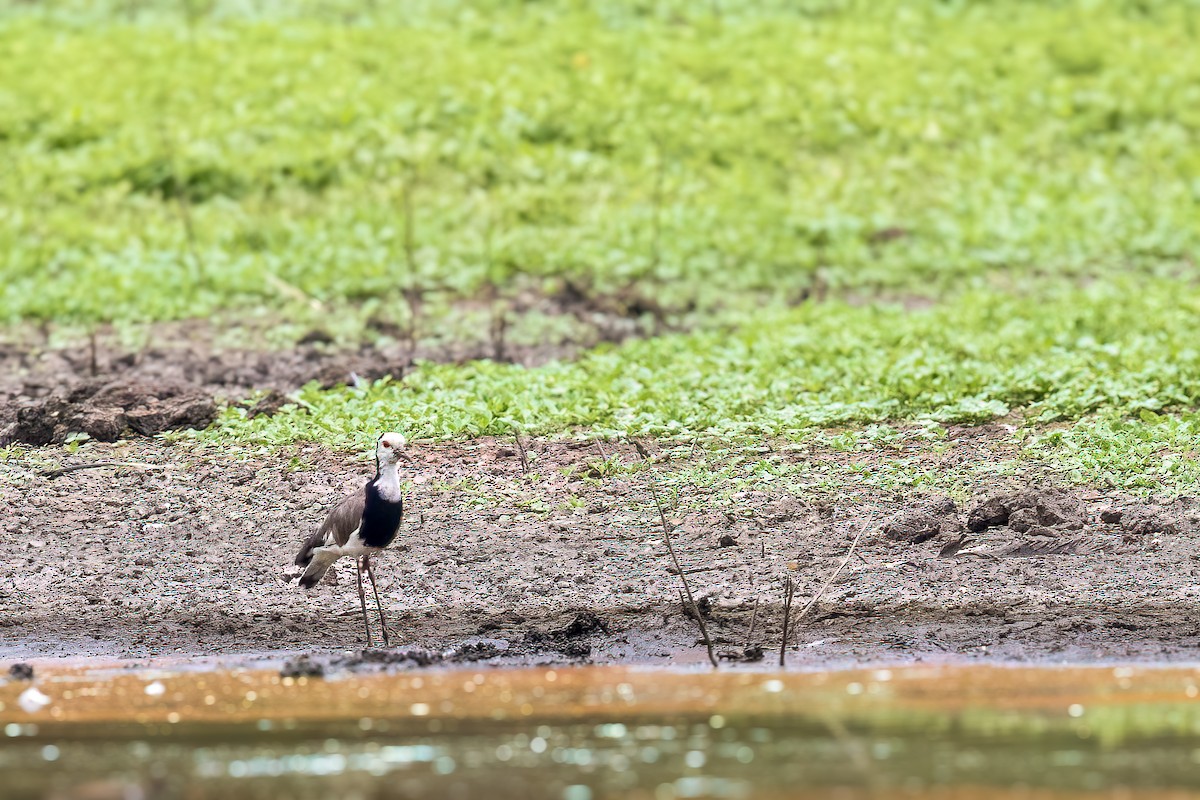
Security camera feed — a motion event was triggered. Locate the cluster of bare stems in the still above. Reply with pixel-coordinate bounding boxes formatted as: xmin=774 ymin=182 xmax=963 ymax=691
xmin=623 ymin=437 xmax=872 ymax=670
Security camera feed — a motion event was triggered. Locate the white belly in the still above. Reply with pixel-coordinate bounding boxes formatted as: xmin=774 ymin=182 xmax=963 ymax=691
xmin=339 ymin=530 xmax=379 ymax=557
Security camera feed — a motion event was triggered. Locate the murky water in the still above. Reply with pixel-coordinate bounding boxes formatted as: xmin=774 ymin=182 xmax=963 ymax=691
xmin=8 ymin=720 xmax=1200 ymax=799
xmin=5 ymin=663 xmax=1200 ymax=799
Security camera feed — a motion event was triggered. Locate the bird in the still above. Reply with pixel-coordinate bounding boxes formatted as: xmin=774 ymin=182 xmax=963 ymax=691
xmin=295 ymin=432 xmax=409 ymax=647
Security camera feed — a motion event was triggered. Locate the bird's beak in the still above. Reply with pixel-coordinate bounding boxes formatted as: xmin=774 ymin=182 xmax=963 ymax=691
xmin=399 ymin=451 xmax=413 ymax=463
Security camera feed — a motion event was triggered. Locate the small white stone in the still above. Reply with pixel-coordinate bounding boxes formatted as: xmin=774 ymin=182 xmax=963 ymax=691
xmin=18 ymin=687 xmax=50 ymax=714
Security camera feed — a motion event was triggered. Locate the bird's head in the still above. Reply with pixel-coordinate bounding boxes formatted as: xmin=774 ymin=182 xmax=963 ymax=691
xmin=375 ymin=432 xmax=410 ymax=469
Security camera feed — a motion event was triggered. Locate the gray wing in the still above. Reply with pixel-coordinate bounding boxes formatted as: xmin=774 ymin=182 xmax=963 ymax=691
xmin=294 ymin=488 xmax=365 ymax=566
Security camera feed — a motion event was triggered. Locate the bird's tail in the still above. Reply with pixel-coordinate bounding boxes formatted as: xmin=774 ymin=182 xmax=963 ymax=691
xmin=298 ymin=557 xmax=333 ymax=589
xmin=295 ymin=525 xmax=331 ymax=568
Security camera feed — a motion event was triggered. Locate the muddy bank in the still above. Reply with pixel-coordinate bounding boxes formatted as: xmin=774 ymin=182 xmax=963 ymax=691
xmin=0 ymin=292 xmax=667 ymax=445
xmin=3 ymin=436 xmax=1200 ymax=669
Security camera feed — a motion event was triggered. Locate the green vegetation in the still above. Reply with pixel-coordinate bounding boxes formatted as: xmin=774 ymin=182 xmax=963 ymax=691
xmin=214 ymin=278 xmax=1200 ymax=444
xmin=5 ymin=1 xmax=1200 ymax=493
xmin=3 ymin=0 xmax=1199 ymax=322
xmin=207 ymin=277 xmax=1200 ymax=492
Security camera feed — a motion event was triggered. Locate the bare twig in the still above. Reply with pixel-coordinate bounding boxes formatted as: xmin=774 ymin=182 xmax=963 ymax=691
xmin=781 ymin=516 xmax=874 ymax=661
xmin=779 ymin=577 xmax=795 ymax=667
xmin=88 ymin=328 xmax=99 ymax=377
xmin=666 ymin=564 xmax=722 ymax=576
xmin=401 ymin=285 xmax=423 ymax=364
xmin=744 ymin=595 xmax=760 ymax=648
xmin=593 ymin=439 xmax=609 ymax=461
xmin=632 ymin=437 xmax=717 ymax=669
xmin=513 ymin=431 xmax=529 ymax=474
xmin=490 ymin=303 xmax=509 ymax=362
xmin=39 ymin=462 xmax=160 ymax=479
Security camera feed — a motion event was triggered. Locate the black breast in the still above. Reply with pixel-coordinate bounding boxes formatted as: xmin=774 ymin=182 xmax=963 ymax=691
xmin=358 ymin=480 xmax=404 ymax=549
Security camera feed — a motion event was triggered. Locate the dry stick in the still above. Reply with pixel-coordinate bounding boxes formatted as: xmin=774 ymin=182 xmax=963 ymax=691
xmin=779 ymin=577 xmax=796 ymax=667
xmin=666 ymin=564 xmax=723 ymax=576
xmin=88 ymin=328 xmax=99 ymax=378
xmin=39 ymin=462 xmax=159 ymax=479
xmin=631 ymin=439 xmax=718 ymax=669
xmin=780 ymin=516 xmax=874 ymax=664
xmin=490 ymin=303 xmax=509 ymax=362
xmin=744 ymin=595 xmax=761 ymax=649
xmin=513 ymin=431 xmax=530 ymax=475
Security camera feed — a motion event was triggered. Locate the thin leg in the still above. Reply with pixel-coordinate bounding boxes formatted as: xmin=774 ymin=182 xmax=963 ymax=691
xmin=364 ymin=554 xmax=390 ymax=647
xmin=355 ymin=556 xmax=373 ymax=647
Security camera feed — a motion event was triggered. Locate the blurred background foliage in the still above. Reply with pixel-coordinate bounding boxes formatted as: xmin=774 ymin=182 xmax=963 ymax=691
xmin=2 ymin=0 xmax=1198 ymax=322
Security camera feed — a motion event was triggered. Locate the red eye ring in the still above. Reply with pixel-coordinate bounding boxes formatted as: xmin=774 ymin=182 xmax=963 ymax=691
xmin=381 ymin=441 xmax=392 ymax=448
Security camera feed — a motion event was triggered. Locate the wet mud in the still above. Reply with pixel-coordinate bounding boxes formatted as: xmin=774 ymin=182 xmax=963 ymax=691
xmin=3 ymin=435 xmax=1200 ymax=670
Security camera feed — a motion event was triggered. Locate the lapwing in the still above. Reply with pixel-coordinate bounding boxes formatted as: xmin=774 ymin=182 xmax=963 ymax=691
xmin=295 ymin=432 xmax=409 ymax=647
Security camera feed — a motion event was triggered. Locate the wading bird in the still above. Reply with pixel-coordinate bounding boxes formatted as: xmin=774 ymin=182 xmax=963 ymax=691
xmin=295 ymin=432 xmax=409 ymax=646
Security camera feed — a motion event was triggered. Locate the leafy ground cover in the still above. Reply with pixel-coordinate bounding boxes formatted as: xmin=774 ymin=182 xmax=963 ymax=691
xmin=2 ymin=0 xmax=1199 ymax=323
xmin=200 ymin=276 xmax=1200 ymax=492
xmin=4 ymin=0 xmax=1200 ymax=494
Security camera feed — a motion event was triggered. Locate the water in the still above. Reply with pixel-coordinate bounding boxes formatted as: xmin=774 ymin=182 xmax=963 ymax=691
xmin=7 ymin=719 xmax=1200 ymax=799
xmin=5 ymin=663 xmax=1200 ymax=799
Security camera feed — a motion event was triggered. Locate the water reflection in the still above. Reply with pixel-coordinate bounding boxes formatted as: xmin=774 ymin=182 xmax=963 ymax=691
xmin=7 ymin=664 xmax=1200 ymax=799
xmin=6 ymin=718 xmax=1200 ymax=800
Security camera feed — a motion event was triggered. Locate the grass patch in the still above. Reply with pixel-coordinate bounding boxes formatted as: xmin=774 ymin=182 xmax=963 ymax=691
xmin=205 ymin=278 xmax=1200 ymax=457
xmin=3 ymin=1 xmax=1200 ymax=322
xmin=1029 ymin=411 xmax=1200 ymax=492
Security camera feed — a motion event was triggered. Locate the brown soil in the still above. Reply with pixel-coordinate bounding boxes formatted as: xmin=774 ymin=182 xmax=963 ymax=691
xmin=0 ymin=295 xmax=657 ymax=445
xmin=3 ymin=433 xmax=1199 ymax=672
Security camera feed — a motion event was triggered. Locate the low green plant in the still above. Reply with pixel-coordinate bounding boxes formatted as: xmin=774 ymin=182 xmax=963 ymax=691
xmin=3 ymin=1 xmax=1200 ymax=323
xmin=203 ymin=278 xmax=1200 ymax=452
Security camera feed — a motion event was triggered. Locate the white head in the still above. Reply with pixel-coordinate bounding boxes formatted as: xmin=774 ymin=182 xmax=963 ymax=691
xmin=375 ymin=432 xmax=409 ymax=470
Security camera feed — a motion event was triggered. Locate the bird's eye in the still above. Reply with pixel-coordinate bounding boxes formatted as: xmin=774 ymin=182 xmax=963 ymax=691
xmin=381 ymin=441 xmax=392 ymax=448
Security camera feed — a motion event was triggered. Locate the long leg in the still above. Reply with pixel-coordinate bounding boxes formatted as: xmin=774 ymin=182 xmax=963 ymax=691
xmin=355 ymin=556 xmax=373 ymax=647
xmin=364 ymin=554 xmax=390 ymax=647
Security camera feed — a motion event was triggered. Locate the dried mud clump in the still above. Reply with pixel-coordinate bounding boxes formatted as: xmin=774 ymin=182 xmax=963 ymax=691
xmin=279 ymin=654 xmax=325 ymax=679
xmin=1100 ymin=505 xmax=1179 ymax=537
xmin=966 ymin=488 xmax=1084 ymax=535
xmin=333 ymin=648 xmax=444 ymax=671
xmin=2 ymin=381 xmax=216 ymax=446
xmin=883 ymin=495 xmax=960 ymax=544
xmin=523 ymin=611 xmax=611 ymax=659
xmin=245 ymin=389 xmax=291 ymax=420
xmin=554 ymin=611 xmax=609 ymax=638
xmin=8 ymin=663 xmax=34 ymax=681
